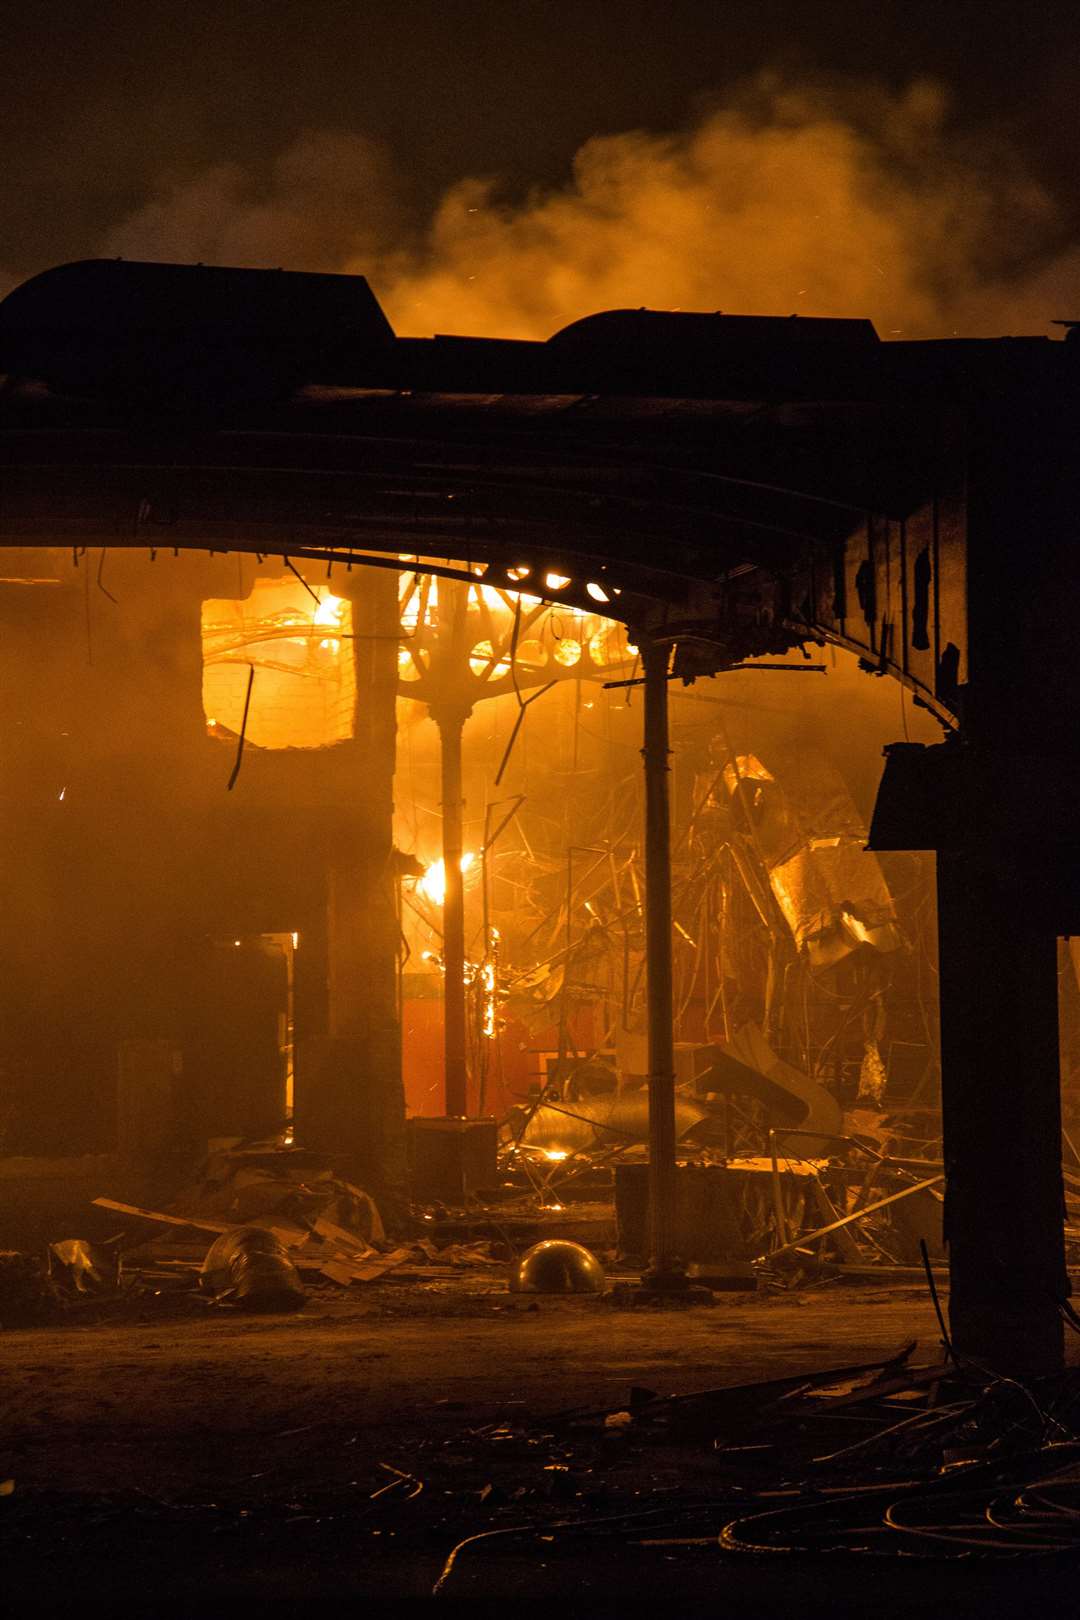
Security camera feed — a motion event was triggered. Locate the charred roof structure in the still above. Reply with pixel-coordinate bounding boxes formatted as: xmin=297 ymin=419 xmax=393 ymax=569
xmin=2 ymin=259 xmax=1078 ymax=1376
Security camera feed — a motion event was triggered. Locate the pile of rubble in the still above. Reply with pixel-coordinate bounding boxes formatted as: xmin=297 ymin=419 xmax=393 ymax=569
xmin=89 ymin=1139 xmax=507 ymax=1309
xmin=1 ymin=1137 xmax=506 ymax=1323
xmin=0 ymin=1238 xmax=122 ymax=1326
xmin=497 ymin=1022 xmax=952 ymax=1279
xmin=427 ymin=1342 xmax=1080 ymax=1591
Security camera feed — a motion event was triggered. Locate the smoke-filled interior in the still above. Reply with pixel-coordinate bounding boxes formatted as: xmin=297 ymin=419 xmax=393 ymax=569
xmin=7 ymin=543 xmax=1077 ymax=1213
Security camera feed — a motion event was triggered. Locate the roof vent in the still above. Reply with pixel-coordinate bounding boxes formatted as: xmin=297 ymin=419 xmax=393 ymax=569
xmin=0 ymin=259 xmax=395 ymax=406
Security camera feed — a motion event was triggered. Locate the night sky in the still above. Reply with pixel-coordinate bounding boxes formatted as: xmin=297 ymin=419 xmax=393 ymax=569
xmin=3 ymin=1 xmax=1078 ymax=334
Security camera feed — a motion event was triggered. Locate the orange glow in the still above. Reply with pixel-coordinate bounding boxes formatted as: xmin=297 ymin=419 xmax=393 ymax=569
xmin=416 ymin=851 xmax=475 ymax=906
xmin=468 ymin=640 xmax=512 ymax=679
xmin=480 ymin=926 xmax=500 ymax=1039
xmin=312 ymin=593 xmax=346 ymax=627
xmin=202 ymin=577 xmax=355 ymax=749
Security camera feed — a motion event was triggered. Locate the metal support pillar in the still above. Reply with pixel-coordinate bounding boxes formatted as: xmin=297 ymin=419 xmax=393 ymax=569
xmin=937 ymin=851 xmax=1067 ymax=1375
xmin=300 ymin=564 xmax=406 ymax=1221
xmin=641 ymin=638 xmax=683 ymax=1285
xmin=436 ymin=706 xmax=471 ymax=1117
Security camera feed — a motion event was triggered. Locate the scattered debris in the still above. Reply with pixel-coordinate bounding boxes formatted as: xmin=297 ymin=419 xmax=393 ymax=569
xmin=91 ymin=1197 xmax=230 ymax=1236
xmin=0 ymin=1250 xmax=53 ymax=1325
xmin=763 ymin=1173 xmax=945 ymax=1263
xmin=489 ymin=1051 xmax=957 ymax=1283
xmin=703 ymin=1022 xmax=844 ymax=1156
xmin=1 ymin=1238 xmax=124 ymax=1324
xmin=47 ymin=1238 xmax=121 ymax=1295
xmin=168 ymin=1139 xmax=385 ymax=1245
xmin=200 ymin=1226 xmax=306 ymax=1312
xmin=429 ymin=1344 xmax=1080 ymax=1593
xmin=88 ymin=1145 xmax=509 ymax=1312
xmin=511 ymin=1091 xmax=708 ymax=1158
xmin=308 ymin=1245 xmax=413 ymax=1286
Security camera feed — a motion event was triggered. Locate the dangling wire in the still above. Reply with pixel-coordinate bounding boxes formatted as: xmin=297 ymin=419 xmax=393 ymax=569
xmin=226 ymin=666 xmax=256 ymax=791
xmin=920 ymin=1236 xmax=956 ymax=1364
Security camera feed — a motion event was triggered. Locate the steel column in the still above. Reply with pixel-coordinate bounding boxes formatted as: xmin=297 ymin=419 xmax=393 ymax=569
xmin=641 ymin=638 xmax=681 ymax=1281
xmin=436 ymin=708 xmax=470 ymax=1117
xmin=299 ymin=565 xmax=406 ymax=1216
xmin=937 ymin=850 xmax=1066 ymax=1375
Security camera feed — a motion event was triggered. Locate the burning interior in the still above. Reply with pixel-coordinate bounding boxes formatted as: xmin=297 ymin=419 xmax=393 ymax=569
xmin=5 ymin=538 xmax=1076 ymax=1276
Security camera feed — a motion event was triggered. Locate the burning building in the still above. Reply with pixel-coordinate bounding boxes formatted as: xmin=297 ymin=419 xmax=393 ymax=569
xmin=0 ymin=258 xmax=1078 ymax=1381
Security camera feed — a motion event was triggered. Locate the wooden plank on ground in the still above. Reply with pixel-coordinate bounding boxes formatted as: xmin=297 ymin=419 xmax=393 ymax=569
xmin=311 ymin=1215 xmax=375 ymax=1255
xmin=92 ymin=1197 xmax=231 ymax=1235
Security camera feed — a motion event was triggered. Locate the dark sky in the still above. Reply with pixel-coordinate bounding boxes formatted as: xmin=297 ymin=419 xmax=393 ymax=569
xmin=3 ymin=0 xmax=1078 ymax=284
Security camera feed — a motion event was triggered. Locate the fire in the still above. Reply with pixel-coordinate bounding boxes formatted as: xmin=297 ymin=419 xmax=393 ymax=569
xmin=480 ymin=926 xmax=500 ymax=1039
xmin=416 ymin=851 xmax=475 ymax=906
xmin=313 ymin=591 xmax=345 ymax=651
xmin=312 ymin=593 xmax=346 ymax=627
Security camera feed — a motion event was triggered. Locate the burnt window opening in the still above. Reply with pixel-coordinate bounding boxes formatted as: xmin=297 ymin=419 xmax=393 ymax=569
xmin=201 ymin=577 xmax=355 ymax=749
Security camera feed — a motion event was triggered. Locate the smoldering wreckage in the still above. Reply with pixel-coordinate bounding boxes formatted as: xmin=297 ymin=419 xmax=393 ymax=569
xmin=0 ymin=712 xmax=959 ymax=1311
xmin=3 ymin=259 xmax=1080 ymax=1603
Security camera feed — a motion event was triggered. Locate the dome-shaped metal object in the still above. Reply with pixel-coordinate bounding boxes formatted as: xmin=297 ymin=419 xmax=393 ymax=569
xmin=509 ymin=1239 xmax=606 ymax=1295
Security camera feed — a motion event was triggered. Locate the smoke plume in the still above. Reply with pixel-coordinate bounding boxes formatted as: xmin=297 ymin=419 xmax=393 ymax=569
xmin=106 ymin=131 xmax=404 ymax=282
xmin=104 ymin=77 xmax=1080 ymax=340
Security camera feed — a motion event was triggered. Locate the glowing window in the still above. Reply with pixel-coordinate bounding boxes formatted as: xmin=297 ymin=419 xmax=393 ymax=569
xmin=201 ymin=578 xmax=355 ymax=749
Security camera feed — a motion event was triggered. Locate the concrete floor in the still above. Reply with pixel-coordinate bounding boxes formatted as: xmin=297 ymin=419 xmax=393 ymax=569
xmin=6 ymin=1280 xmax=1080 ymax=1612
xmin=2 ymin=1279 xmax=996 ymax=1610
xmin=5 ymin=1284 xmax=941 ymax=1461
xmin=5 ymin=1281 xmax=943 ymax=1481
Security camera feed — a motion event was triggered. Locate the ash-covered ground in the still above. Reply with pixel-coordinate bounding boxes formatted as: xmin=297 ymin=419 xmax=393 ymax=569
xmin=10 ymin=1281 xmax=1069 ymax=1613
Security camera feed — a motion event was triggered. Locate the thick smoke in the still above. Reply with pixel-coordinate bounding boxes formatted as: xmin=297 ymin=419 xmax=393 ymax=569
xmin=104 ymin=78 xmax=1079 ymax=340
xmin=106 ymin=131 xmax=405 ymax=281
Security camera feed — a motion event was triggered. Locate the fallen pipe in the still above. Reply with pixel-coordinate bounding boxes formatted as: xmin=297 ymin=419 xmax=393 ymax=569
xmin=760 ymin=1174 xmax=944 ymax=1263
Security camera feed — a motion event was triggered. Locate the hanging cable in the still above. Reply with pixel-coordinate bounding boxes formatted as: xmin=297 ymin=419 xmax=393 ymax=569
xmin=226 ymin=666 xmax=255 ymax=791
